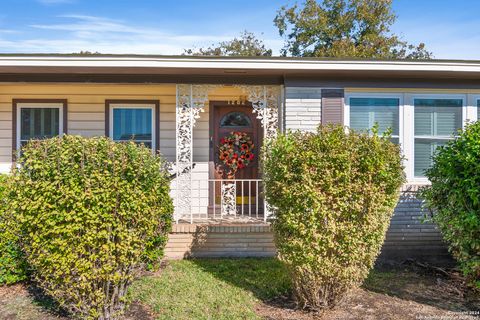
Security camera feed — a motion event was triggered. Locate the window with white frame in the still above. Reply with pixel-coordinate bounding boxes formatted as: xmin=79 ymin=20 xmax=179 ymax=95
xmin=413 ymin=98 xmax=463 ymax=177
xmin=110 ymin=105 xmax=155 ymax=149
xmin=17 ymin=103 xmax=63 ymax=150
xmin=478 ymin=99 xmax=480 ymax=121
xmin=349 ymin=97 xmax=400 ymax=143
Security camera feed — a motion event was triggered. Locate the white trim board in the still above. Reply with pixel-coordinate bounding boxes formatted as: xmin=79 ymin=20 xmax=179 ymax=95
xmin=3 ymin=56 xmax=480 ymax=73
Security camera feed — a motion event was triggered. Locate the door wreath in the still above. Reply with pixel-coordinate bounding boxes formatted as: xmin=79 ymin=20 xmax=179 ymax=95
xmin=218 ymin=131 xmax=255 ymax=179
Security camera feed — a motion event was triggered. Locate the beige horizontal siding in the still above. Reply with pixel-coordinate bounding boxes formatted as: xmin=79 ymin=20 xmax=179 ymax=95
xmin=0 ymin=83 xmax=178 ymax=172
xmin=0 ymin=84 xmax=253 ymax=215
xmin=0 ymin=100 xmax=11 ymax=166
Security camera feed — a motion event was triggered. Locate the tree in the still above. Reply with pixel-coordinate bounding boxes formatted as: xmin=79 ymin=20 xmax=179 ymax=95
xmin=184 ymin=31 xmax=273 ymax=57
xmin=274 ymin=0 xmax=432 ymax=59
xmin=74 ymin=51 xmax=101 ymax=55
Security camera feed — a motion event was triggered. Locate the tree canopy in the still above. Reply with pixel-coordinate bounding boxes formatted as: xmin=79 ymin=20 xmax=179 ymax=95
xmin=274 ymin=0 xmax=432 ymax=59
xmin=183 ymin=31 xmax=273 ymax=57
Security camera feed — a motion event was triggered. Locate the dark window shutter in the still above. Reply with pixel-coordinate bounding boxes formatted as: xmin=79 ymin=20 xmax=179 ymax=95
xmin=321 ymin=89 xmax=344 ymax=125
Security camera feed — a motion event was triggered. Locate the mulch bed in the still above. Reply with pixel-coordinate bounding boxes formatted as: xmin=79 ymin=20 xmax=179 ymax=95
xmin=256 ymin=261 xmax=480 ymax=320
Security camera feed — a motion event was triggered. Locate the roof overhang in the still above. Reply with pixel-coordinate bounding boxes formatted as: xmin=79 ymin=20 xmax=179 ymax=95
xmin=0 ymin=55 xmax=480 ymax=84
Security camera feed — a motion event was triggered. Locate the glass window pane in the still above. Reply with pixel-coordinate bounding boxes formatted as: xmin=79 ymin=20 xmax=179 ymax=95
xmin=478 ymin=100 xmax=480 ymax=121
xmin=414 ymin=99 xmax=462 ymax=137
xmin=390 ymin=137 xmax=399 ymax=145
xmin=414 ymin=98 xmax=462 ymax=177
xmin=349 ymin=98 xmax=399 ymax=135
xmin=414 ymin=139 xmax=448 ymax=177
xmin=113 ymin=108 xmax=152 ymax=142
xmin=220 ymin=112 xmax=252 ymax=127
xmin=20 ymin=108 xmax=59 ymax=141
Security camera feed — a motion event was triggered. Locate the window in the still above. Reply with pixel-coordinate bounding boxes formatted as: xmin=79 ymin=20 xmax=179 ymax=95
xmin=478 ymin=100 xmax=480 ymax=121
xmin=345 ymin=93 xmax=469 ymax=182
xmin=112 ymin=108 xmax=153 ymax=148
xmin=414 ymin=98 xmax=462 ymax=177
xmin=14 ymin=100 xmax=66 ymax=152
xmin=220 ymin=112 xmax=252 ymax=127
xmin=349 ymin=97 xmax=400 ymax=143
xmin=107 ymin=101 xmax=158 ymax=151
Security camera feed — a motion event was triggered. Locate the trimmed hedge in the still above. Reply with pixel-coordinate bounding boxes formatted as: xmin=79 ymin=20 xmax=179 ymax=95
xmin=0 ymin=174 xmax=28 ymax=285
xmin=421 ymin=122 xmax=480 ymax=290
xmin=263 ymin=125 xmax=405 ymax=310
xmin=9 ymin=136 xmax=173 ymax=319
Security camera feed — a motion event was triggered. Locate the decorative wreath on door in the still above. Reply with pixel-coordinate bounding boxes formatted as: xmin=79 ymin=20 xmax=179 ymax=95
xmin=218 ymin=131 xmax=255 ymax=179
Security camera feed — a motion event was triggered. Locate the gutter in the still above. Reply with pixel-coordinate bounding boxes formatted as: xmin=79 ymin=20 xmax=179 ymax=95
xmin=1 ymin=56 xmax=480 ymax=74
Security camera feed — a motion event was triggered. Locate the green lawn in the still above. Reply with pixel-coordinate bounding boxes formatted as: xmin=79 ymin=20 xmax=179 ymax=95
xmin=129 ymin=259 xmax=291 ymax=320
xmin=2 ymin=258 xmax=478 ymax=319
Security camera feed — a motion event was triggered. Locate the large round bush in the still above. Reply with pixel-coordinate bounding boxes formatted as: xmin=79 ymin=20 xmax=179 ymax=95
xmin=9 ymin=135 xmax=173 ymax=319
xmin=0 ymin=174 xmax=27 ymax=285
xmin=421 ymin=122 xmax=480 ymax=290
xmin=263 ymin=125 xmax=405 ymax=310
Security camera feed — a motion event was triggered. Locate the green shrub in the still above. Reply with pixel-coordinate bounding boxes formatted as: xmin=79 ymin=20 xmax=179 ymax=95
xmin=9 ymin=135 xmax=173 ymax=319
xmin=263 ymin=125 xmax=405 ymax=310
xmin=421 ymin=122 xmax=480 ymax=290
xmin=0 ymin=174 xmax=28 ymax=285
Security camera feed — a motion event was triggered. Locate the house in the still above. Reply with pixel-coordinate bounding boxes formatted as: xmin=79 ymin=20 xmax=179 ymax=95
xmin=1 ymin=54 xmax=478 ymax=262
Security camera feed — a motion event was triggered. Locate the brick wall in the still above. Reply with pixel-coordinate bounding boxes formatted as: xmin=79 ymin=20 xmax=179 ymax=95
xmin=165 ymin=189 xmax=452 ymax=265
xmin=165 ymin=224 xmax=276 ymax=259
xmin=380 ymin=186 xmax=453 ymax=265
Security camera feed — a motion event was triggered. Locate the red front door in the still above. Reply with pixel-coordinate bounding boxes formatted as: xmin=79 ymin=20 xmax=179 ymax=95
xmin=209 ymin=102 xmax=262 ymax=207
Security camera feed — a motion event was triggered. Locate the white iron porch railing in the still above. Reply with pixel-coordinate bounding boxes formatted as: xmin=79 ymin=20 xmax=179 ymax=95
xmin=180 ymin=179 xmax=268 ymax=223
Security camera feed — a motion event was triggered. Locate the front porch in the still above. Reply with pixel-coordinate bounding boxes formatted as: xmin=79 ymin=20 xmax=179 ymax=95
xmin=172 ymin=84 xmax=283 ymax=224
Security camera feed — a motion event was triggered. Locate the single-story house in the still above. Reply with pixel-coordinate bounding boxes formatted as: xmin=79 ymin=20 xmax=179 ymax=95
xmin=1 ymin=54 xmax=478 ymax=262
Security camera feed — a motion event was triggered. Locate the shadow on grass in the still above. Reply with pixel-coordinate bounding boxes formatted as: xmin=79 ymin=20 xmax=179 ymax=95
xmin=191 ymin=257 xmax=479 ymax=314
xmin=26 ymin=282 xmax=69 ymax=318
xmin=190 ymin=258 xmax=292 ymax=302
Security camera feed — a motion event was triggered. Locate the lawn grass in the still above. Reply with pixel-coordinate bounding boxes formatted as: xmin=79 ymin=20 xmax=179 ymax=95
xmin=2 ymin=259 xmax=478 ymax=319
xmin=129 ymin=258 xmax=291 ymax=320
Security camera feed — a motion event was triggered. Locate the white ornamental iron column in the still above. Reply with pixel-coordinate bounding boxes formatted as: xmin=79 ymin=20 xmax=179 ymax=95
xmin=175 ymin=84 xmax=219 ymax=223
xmin=234 ymin=85 xmax=280 ymax=140
xmin=220 ymin=181 xmax=237 ymax=216
xmin=175 ymin=84 xmax=281 ymax=222
xmin=234 ymin=85 xmax=281 ymax=221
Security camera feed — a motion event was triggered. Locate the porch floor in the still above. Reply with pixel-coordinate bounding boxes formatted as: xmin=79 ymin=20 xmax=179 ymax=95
xmin=175 ymin=215 xmax=270 ymax=225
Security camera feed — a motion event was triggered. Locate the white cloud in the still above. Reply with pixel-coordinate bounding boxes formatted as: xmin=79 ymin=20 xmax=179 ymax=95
xmin=0 ymin=14 xmax=283 ymax=55
xmin=31 ymin=15 xmax=141 ymax=35
xmin=0 ymin=29 xmax=17 ymax=34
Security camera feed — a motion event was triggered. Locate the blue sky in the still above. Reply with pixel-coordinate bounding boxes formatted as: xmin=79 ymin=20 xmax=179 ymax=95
xmin=0 ymin=0 xmax=479 ymax=59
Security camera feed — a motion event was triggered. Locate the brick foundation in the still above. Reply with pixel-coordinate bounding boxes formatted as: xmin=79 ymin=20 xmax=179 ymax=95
xmin=165 ymin=187 xmax=453 ymax=265
xmin=165 ymin=224 xmax=276 ymax=259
